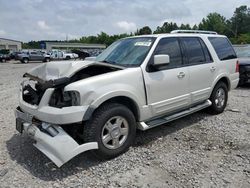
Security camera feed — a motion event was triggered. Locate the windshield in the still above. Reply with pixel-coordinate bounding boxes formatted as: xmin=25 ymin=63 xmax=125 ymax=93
xmin=234 ymin=45 xmax=250 ymax=58
xmin=96 ymin=37 xmax=155 ymax=67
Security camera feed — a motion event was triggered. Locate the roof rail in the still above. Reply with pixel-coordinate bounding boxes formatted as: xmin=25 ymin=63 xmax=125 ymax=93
xmin=171 ymin=30 xmax=218 ymax=35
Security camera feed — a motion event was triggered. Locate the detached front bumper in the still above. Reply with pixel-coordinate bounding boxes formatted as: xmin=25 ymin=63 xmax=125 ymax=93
xmin=15 ymin=107 xmax=98 ymax=167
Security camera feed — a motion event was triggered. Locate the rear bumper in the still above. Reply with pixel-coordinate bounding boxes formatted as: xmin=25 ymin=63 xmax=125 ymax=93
xmin=230 ymin=73 xmax=239 ymax=90
xmin=15 ymin=107 xmax=98 ymax=167
xmin=231 ymin=78 xmax=240 ymax=89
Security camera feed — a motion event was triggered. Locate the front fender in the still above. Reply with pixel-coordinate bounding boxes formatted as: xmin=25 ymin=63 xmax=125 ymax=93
xmin=64 ymin=68 xmax=146 ymax=121
xmin=81 ymin=84 xmax=144 ymax=120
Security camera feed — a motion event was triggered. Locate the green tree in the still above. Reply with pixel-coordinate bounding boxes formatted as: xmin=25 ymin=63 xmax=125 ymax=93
xmin=179 ymin=24 xmax=191 ymax=30
xmin=192 ymin=24 xmax=199 ymax=30
xmin=198 ymin=13 xmax=229 ymax=35
xmin=230 ymin=5 xmax=250 ymax=37
xmin=154 ymin=22 xmax=179 ymax=34
xmin=137 ymin=26 xmax=152 ymax=35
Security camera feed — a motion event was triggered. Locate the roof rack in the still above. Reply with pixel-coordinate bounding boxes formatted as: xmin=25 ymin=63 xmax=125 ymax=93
xmin=170 ymin=30 xmax=218 ymax=35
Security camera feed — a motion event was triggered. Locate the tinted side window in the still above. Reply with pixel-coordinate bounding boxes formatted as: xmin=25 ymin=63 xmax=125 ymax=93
xmin=153 ymin=37 xmax=182 ymax=69
xmin=181 ymin=37 xmax=205 ymax=64
xmin=208 ymin=37 xmax=237 ymax=60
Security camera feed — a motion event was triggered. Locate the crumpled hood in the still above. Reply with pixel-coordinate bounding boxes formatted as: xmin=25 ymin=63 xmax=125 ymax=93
xmin=25 ymin=60 xmax=99 ymax=81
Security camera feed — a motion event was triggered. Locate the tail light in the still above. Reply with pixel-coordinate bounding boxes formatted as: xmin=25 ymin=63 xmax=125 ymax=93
xmin=236 ymin=60 xmax=239 ymax=73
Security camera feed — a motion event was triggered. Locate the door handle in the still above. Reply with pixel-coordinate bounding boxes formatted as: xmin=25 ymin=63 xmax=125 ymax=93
xmin=177 ymin=72 xmax=185 ymax=78
xmin=210 ymin=66 xmax=216 ymax=72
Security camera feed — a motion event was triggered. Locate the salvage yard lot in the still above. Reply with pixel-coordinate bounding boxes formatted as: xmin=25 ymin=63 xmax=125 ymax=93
xmin=0 ymin=61 xmax=250 ymax=188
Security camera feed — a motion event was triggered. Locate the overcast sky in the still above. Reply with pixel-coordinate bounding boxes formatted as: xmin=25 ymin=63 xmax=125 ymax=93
xmin=0 ymin=0 xmax=249 ymax=42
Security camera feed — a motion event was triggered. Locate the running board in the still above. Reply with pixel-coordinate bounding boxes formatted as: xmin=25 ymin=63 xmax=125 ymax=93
xmin=138 ymin=100 xmax=212 ymax=131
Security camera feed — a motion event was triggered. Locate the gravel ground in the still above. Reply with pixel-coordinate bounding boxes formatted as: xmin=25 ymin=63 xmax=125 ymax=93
xmin=0 ymin=61 xmax=250 ymax=188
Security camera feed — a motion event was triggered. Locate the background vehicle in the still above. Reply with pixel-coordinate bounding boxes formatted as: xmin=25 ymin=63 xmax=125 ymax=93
xmin=10 ymin=51 xmax=22 ymax=60
xmin=17 ymin=51 xmax=51 ymax=63
xmin=0 ymin=49 xmax=11 ymax=62
xmin=49 ymin=49 xmax=79 ymax=60
xmin=15 ymin=30 xmax=239 ymax=167
xmin=0 ymin=54 xmax=9 ymax=62
xmin=71 ymin=49 xmax=90 ymax=60
xmin=233 ymin=45 xmax=250 ymax=85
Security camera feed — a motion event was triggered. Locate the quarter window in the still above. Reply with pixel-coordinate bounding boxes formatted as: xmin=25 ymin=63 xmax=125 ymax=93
xmin=208 ymin=37 xmax=237 ymax=60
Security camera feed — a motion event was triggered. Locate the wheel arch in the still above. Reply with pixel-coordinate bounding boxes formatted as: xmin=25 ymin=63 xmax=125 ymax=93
xmin=218 ymin=77 xmax=230 ymax=90
xmin=83 ymin=96 xmax=140 ymax=122
xmin=212 ymin=75 xmax=231 ymax=92
xmin=23 ymin=57 xmax=29 ymax=60
xmin=215 ymin=76 xmax=230 ymax=90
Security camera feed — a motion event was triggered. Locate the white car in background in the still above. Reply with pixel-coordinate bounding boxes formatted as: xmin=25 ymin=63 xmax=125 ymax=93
xmin=50 ymin=49 xmax=79 ymax=60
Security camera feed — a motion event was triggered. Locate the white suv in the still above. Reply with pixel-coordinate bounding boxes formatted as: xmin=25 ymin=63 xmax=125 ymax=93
xmin=15 ymin=30 xmax=239 ymax=167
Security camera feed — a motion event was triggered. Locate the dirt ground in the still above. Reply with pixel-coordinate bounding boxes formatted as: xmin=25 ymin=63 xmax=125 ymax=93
xmin=0 ymin=61 xmax=250 ymax=188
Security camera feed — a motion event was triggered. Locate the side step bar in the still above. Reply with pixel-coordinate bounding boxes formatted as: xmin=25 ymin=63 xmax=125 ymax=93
xmin=138 ymin=100 xmax=212 ymax=131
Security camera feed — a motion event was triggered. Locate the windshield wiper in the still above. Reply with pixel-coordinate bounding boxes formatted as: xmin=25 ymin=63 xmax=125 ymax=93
xmin=101 ymin=60 xmax=117 ymax=65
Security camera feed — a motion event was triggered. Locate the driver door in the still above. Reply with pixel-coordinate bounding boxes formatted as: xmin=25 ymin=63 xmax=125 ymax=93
xmin=142 ymin=37 xmax=190 ymax=116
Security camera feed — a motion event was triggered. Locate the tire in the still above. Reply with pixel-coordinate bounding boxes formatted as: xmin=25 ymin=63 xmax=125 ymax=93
xmin=44 ymin=57 xmax=50 ymax=62
xmin=83 ymin=103 xmax=136 ymax=159
xmin=207 ymin=82 xmax=228 ymax=114
xmin=22 ymin=58 xmax=29 ymax=64
xmin=66 ymin=56 xmax=70 ymax=60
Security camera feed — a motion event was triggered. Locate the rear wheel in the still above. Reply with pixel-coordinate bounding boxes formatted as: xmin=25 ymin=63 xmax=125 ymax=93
xmin=83 ymin=103 xmax=136 ymax=159
xmin=207 ymin=82 xmax=228 ymax=114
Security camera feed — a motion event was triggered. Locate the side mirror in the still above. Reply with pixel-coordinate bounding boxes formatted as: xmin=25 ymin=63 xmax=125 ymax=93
xmin=153 ymin=54 xmax=170 ymax=66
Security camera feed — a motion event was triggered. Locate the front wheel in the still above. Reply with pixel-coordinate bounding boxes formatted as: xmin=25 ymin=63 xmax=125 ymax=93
xmin=207 ymin=82 xmax=228 ymax=114
xmin=22 ymin=58 xmax=29 ymax=64
xmin=44 ymin=57 xmax=50 ymax=62
xmin=83 ymin=103 xmax=136 ymax=159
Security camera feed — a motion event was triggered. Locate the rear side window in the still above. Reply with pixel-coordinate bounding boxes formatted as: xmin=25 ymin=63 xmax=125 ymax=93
xmin=208 ymin=37 xmax=237 ymax=60
xmin=181 ymin=37 xmax=206 ymax=65
xmin=153 ymin=37 xmax=183 ymax=69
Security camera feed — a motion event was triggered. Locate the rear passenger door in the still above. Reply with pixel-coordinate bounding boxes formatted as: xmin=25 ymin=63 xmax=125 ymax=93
xmin=180 ymin=37 xmax=215 ymax=105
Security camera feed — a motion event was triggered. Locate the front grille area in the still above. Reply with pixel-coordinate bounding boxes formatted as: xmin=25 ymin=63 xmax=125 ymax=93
xmin=22 ymin=80 xmax=45 ymax=105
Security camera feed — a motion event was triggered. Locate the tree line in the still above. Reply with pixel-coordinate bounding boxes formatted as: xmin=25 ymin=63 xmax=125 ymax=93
xmin=23 ymin=5 xmax=250 ymax=49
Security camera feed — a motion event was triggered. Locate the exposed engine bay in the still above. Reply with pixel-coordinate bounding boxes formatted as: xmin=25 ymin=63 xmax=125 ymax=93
xmin=22 ymin=64 xmax=122 ymax=107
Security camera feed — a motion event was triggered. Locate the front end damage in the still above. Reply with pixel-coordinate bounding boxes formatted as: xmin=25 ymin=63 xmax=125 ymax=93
xmin=15 ymin=60 xmax=123 ymax=167
xmin=15 ymin=107 xmax=98 ymax=167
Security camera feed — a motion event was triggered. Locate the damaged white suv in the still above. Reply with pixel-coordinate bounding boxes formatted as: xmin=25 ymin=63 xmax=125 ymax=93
xmin=15 ymin=30 xmax=239 ymax=167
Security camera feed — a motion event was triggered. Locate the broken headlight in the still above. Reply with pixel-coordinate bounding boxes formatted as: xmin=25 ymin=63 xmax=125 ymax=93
xmin=49 ymin=90 xmax=81 ymax=108
xmin=63 ymin=91 xmax=81 ymax=106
